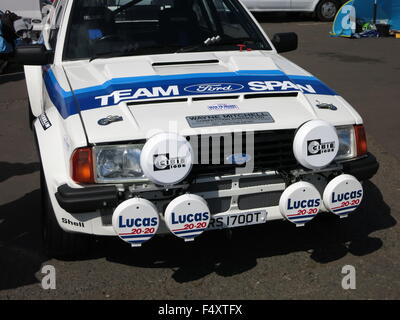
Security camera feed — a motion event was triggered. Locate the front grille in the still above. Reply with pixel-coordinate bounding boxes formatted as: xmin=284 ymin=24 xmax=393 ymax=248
xmin=188 ymin=129 xmax=298 ymax=176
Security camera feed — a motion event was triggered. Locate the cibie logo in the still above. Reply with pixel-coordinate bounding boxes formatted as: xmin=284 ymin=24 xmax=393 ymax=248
xmin=184 ymin=83 xmax=244 ymax=94
xmin=307 ymin=139 xmax=336 ymax=156
xmin=153 ymin=153 xmax=186 ymax=171
xmin=226 ymin=153 xmax=252 ymax=165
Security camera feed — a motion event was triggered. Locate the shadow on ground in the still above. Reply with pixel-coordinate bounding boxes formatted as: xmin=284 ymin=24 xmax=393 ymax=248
xmin=0 ymin=61 xmax=24 ymax=80
xmin=102 ymin=180 xmax=394 ymax=283
xmin=0 ymin=70 xmax=24 ymax=85
xmin=0 ymin=189 xmax=45 ymax=290
xmin=0 ymin=162 xmax=40 ymax=183
xmin=0 ymin=179 xmax=395 ymax=289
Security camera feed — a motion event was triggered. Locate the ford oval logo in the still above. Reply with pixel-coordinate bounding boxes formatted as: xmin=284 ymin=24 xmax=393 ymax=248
xmin=226 ymin=153 xmax=252 ymax=165
xmin=184 ymin=83 xmax=244 ymax=94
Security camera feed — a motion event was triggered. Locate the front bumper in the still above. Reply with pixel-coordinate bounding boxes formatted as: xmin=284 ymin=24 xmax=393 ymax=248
xmin=341 ymin=152 xmax=379 ymax=181
xmin=55 ymin=184 xmax=119 ymax=213
xmin=55 ymin=152 xmax=379 ymax=215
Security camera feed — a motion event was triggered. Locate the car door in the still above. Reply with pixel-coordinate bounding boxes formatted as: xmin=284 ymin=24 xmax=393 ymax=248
xmin=242 ymin=0 xmax=290 ymax=11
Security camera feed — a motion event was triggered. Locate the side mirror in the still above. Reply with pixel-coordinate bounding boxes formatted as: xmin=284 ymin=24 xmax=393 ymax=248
xmin=271 ymin=32 xmax=298 ymax=53
xmin=14 ymin=44 xmax=54 ymax=65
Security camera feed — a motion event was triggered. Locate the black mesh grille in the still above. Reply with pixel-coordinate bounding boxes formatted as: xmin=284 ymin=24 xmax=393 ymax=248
xmin=188 ymin=129 xmax=298 ymax=176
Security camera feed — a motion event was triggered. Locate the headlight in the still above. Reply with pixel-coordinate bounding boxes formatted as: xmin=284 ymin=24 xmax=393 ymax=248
xmin=335 ymin=125 xmax=356 ymax=161
xmin=93 ymin=144 xmax=148 ymax=183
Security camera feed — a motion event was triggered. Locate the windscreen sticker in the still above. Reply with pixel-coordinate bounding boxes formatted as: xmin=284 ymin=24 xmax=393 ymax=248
xmin=207 ymin=104 xmax=239 ymax=111
xmin=43 ymin=69 xmax=337 ymax=119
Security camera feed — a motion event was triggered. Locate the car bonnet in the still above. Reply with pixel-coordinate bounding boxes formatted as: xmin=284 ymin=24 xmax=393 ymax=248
xmin=49 ymin=51 xmax=362 ymax=144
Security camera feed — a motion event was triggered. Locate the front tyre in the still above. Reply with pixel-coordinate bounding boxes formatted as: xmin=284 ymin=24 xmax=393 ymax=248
xmin=41 ymin=168 xmax=93 ymax=259
xmin=316 ymin=0 xmax=339 ymax=22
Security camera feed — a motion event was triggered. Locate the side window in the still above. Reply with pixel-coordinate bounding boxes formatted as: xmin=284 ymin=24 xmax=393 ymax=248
xmin=49 ymin=1 xmax=65 ymax=49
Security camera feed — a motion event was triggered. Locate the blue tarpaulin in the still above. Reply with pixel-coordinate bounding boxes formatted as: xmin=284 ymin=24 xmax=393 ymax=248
xmin=0 ymin=20 xmax=13 ymax=54
xmin=332 ymin=0 xmax=355 ymax=37
xmin=332 ymin=0 xmax=400 ymax=37
xmin=391 ymin=1 xmax=400 ymax=30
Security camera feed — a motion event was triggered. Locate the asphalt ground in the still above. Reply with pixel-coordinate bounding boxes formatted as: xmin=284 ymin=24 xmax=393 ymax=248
xmin=0 ymin=15 xmax=399 ymax=300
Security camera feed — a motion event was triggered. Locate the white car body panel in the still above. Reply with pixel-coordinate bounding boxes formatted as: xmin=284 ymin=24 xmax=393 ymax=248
xmin=24 ymin=66 xmax=44 ymax=117
xmin=28 ymin=0 xmax=365 ymax=237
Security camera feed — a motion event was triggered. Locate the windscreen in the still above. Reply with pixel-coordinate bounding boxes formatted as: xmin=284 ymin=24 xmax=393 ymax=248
xmin=63 ymin=0 xmax=270 ymax=60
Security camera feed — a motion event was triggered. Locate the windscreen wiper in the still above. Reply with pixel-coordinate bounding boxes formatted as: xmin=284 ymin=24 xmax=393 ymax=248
xmin=176 ymin=37 xmax=258 ymax=53
xmin=89 ymin=48 xmax=144 ymax=62
xmin=89 ymin=51 xmax=117 ymax=62
xmin=89 ymin=45 xmax=174 ymax=62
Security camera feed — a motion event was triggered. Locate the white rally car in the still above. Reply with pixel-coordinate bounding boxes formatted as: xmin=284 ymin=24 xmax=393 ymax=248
xmin=13 ymin=0 xmax=378 ymax=258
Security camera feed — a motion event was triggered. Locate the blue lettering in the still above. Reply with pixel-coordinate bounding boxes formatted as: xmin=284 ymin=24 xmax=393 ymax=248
xmin=135 ymin=219 xmax=142 ymax=227
xmin=118 ymin=216 xmax=126 ymax=228
xmin=142 ymin=218 xmax=150 ymax=227
xmin=288 ymin=198 xmax=320 ymax=210
xmin=332 ymin=190 xmax=363 ymax=203
xmin=126 ymin=219 xmax=133 ymax=228
xmin=287 ymin=199 xmax=294 ymax=210
xmin=171 ymin=212 xmax=179 ymax=224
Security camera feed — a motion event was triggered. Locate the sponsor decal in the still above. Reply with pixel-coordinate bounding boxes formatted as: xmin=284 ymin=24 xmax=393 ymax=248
xmin=153 ymin=153 xmax=187 ymax=171
xmin=248 ymin=80 xmax=317 ymax=93
xmin=287 ymin=198 xmax=321 ymax=210
xmin=323 ymin=174 xmax=363 ymax=217
xmin=293 ymin=120 xmax=339 ymax=169
xmin=332 ymin=190 xmax=363 ymax=203
xmin=307 ymin=139 xmax=336 ymax=156
xmin=171 ymin=212 xmax=209 ymax=225
xmin=279 ymin=181 xmax=321 ymax=225
xmin=62 ymin=218 xmax=84 ymax=228
xmin=95 ymin=86 xmax=179 ymax=106
xmin=226 ymin=153 xmax=252 ymax=165
xmin=207 ymin=104 xmax=239 ymax=111
xmin=118 ymin=216 xmax=158 ymax=228
xmin=112 ymin=198 xmax=160 ymax=247
xmin=186 ymin=112 xmax=274 ymax=128
xmin=141 ymin=133 xmax=193 ymax=185
xmin=97 ymin=115 xmax=123 ymax=126
xmin=164 ymin=194 xmax=210 ymax=241
xmin=316 ymin=101 xmax=337 ymax=111
xmin=43 ymin=68 xmax=337 ymax=119
xmin=184 ymin=83 xmax=244 ymax=94
xmin=168 ymin=211 xmax=210 ymax=239
xmin=39 ymin=113 xmax=52 ymax=130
